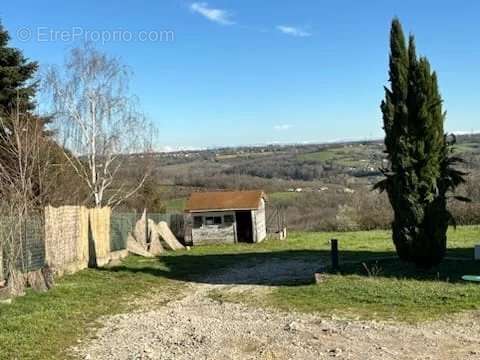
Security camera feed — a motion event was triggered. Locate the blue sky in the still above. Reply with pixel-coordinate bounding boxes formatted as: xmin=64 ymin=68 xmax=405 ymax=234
xmin=2 ymin=1 xmax=479 ymax=150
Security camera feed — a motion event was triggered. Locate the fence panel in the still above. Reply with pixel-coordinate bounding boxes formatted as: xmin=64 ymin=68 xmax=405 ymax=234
xmin=148 ymin=213 xmax=171 ymax=225
xmin=148 ymin=213 xmax=185 ymax=241
xmin=0 ymin=216 xmax=45 ymax=278
xmin=44 ymin=205 xmax=89 ymax=273
xmin=0 ymin=216 xmax=46 ymax=280
xmin=266 ymin=205 xmax=286 ymax=234
xmin=0 ymin=218 xmax=13 ymax=280
xmin=169 ymin=214 xmax=185 ymax=241
xmin=88 ymin=207 xmax=111 ymax=267
xmin=22 ymin=216 xmax=45 ymax=272
xmin=110 ymin=212 xmax=187 ymax=250
xmin=110 ymin=213 xmax=137 ymax=251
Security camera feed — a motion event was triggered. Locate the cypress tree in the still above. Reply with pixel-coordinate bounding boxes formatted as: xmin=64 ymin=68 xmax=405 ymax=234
xmin=377 ymin=19 xmax=467 ymax=268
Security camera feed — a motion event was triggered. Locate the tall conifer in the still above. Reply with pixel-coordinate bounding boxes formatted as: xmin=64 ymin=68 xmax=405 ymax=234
xmin=0 ymin=21 xmax=38 ymax=114
xmin=377 ymin=19 xmax=467 ymax=268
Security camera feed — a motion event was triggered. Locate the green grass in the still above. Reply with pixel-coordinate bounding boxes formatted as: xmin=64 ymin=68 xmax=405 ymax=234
xmin=271 ymin=275 xmax=480 ymax=322
xmin=0 ymin=257 xmax=184 ymax=360
xmin=267 ymin=192 xmax=307 ymax=209
xmin=1 ymin=226 xmax=479 ymax=358
xmin=176 ymin=227 xmax=480 ymax=322
xmin=267 ymin=227 xmax=480 ymax=322
xmin=297 ymin=147 xmax=369 ymax=167
xmin=215 ymin=151 xmax=284 ymax=161
xmin=298 ymin=149 xmax=337 ymax=162
xmin=164 ymin=197 xmax=187 ymax=212
xmin=454 ymin=142 xmax=480 ymax=154
xmin=268 ymin=191 xmax=301 ymax=201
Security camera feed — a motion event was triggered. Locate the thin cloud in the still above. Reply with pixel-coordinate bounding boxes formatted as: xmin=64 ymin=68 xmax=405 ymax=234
xmin=274 ymin=124 xmax=293 ymax=131
xmin=276 ymin=25 xmax=311 ymax=37
xmin=190 ymin=2 xmax=235 ymax=25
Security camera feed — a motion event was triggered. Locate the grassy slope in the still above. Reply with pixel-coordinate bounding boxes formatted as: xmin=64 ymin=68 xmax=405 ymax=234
xmin=1 ymin=226 xmax=479 ymax=358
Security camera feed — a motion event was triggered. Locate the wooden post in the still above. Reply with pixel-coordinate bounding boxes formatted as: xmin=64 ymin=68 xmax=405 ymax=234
xmin=145 ymin=209 xmax=149 ymax=244
xmin=277 ymin=208 xmax=280 ymax=234
xmin=331 ymin=239 xmax=339 ymax=271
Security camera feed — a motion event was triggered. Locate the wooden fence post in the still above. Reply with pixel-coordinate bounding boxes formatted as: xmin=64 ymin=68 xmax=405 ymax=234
xmin=331 ymin=238 xmax=339 ymax=271
xmin=145 ymin=209 xmax=149 ymax=244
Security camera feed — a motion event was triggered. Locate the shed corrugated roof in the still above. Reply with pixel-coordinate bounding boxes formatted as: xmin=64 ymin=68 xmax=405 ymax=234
xmin=185 ymin=190 xmax=265 ymax=212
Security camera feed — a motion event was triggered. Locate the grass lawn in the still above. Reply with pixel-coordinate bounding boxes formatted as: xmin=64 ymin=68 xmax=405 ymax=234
xmin=268 ymin=229 xmax=480 ymax=321
xmin=1 ymin=226 xmax=479 ymax=358
xmin=0 ymin=258 xmax=184 ymax=360
xmin=161 ymin=226 xmax=480 ymax=322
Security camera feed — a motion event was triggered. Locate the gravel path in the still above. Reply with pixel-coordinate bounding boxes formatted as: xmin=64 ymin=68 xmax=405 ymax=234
xmin=73 ymin=259 xmax=480 ymax=360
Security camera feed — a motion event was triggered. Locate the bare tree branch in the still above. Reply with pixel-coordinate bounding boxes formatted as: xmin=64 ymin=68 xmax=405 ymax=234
xmin=43 ymin=43 xmax=156 ymax=208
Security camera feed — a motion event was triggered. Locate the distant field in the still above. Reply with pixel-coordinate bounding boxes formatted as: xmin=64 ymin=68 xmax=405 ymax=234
xmin=297 ymin=139 xmax=480 ymax=166
xmin=297 ymin=149 xmax=338 ymax=162
xmin=142 ymin=136 xmax=479 ymax=202
xmin=297 ymin=147 xmax=377 ymax=167
xmin=165 ymin=197 xmax=187 ymax=212
xmin=455 ymin=142 xmax=480 ymax=154
xmin=215 ymin=151 xmax=287 ymax=161
xmin=268 ymin=191 xmax=302 ymax=201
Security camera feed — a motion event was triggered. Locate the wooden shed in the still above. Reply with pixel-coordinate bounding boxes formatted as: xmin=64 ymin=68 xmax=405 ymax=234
xmin=185 ymin=190 xmax=267 ymax=246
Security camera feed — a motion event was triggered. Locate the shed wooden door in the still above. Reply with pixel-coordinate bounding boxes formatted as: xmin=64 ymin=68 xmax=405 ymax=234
xmin=235 ymin=211 xmax=253 ymax=243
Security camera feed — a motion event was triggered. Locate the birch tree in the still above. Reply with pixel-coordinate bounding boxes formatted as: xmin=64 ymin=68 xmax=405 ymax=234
xmin=44 ymin=44 xmax=155 ymax=208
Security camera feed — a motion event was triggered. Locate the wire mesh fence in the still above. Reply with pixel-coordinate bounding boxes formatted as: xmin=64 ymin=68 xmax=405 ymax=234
xmin=21 ymin=216 xmax=45 ymax=272
xmin=110 ymin=211 xmax=187 ymax=248
xmin=110 ymin=213 xmax=137 ymax=251
xmin=148 ymin=213 xmax=171 ymax=225
xmin=1 ymin=216 xmax=46 ymax=280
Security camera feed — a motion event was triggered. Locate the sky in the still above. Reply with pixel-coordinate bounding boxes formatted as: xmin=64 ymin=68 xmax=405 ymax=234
xmin=1 ymin=1 xmax=479 ymax=150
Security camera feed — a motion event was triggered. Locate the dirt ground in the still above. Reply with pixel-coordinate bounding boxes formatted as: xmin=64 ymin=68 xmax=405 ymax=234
xmin=73 ymin=259 xmax=480 ymax=360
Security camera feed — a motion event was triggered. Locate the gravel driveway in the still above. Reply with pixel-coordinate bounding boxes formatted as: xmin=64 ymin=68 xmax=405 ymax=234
xmin=73 ymin=258 xmax=480 ymax=360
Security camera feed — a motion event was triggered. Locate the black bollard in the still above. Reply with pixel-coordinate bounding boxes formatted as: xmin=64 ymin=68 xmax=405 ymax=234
xmin=331 ymin=239 xmax=339 ymax=271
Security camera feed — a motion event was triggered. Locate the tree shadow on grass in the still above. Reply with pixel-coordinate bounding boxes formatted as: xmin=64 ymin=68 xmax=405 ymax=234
xmin=338 ymin=254 xmax=479 ymax=283
xmin=104 ymin=247 xmax=479 ymax=287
